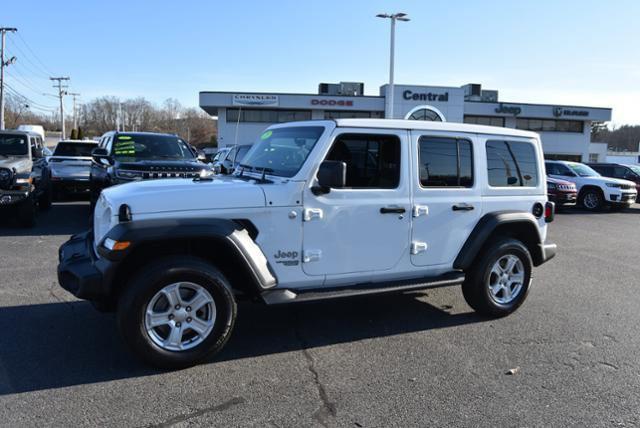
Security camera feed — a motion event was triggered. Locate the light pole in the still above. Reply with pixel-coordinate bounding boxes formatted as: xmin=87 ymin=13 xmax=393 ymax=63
xmin=0 ymin=27 xmax=18 ymax=130
xmin=376 ymin=13 xmax=410 ymax=119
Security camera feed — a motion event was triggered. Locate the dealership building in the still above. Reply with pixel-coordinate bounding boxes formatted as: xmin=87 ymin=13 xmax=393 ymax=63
xmin=199 ymin=82 xmax=612 ymax=162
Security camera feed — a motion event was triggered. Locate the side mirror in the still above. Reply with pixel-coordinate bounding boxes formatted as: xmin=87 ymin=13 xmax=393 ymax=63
xmin=33 ymin=147 xmax=44 ymax=158
xmin=313 ymin=160 xmax=346 ymax=195
xmin=92 ymin=147 xmax=113 ymax=166
xmin=507 ymin=176 xmax=518 ymax=185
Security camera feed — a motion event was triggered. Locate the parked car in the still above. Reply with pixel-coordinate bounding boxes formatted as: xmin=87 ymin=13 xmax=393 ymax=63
xmin=0 ymin=130 xmax=52 ymax=226
xmin=16 ymin=124 xmax=46 ymax=142
xmin=89 ymin=131 xmax=212 ymax=209
xmin=49 ymin=140 xmax=98 ymax=199
xmin=212 ymin=144 xmax=251 ymax=174
xmin=587 ymin=163 xmax=640 ymax=202
xmin=202 ymin=147 xmax=218 ymax=163
xmin=546 ymin=177 xmax=577 ymax=208
xmin=545 ymin=160 xmax=637 ymax=211
xmin=59 ymin=119 xmax=556 ymax=368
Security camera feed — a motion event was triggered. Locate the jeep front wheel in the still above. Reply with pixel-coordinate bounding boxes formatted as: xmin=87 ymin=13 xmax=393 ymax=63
xmin=462 ymin=238 xmax=532 ymax=317
xmin=117 ymin=256 xmax=237 ymax=369
xmin=580 ymin=188 xmax=603 ymax=211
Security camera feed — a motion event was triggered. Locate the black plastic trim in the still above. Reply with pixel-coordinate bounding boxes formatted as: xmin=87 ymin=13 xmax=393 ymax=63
xmin=454 ymin=211 xmax=548 ymax=269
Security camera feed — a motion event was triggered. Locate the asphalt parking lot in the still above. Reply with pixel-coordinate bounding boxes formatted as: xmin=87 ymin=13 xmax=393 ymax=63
xmin=1 ymin=202 xmax=640 ymax=427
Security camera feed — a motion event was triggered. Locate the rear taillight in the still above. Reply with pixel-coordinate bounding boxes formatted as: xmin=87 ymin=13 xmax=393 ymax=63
xmin=545 ymin=201 xmax=555 ymax=223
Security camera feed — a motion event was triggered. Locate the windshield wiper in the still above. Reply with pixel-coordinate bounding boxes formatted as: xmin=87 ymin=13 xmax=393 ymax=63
xmin=238 ymin=163 xmax=253 ymax=171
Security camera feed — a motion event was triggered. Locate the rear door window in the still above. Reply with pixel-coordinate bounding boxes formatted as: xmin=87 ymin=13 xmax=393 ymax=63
xmin=487 ymin=140 xmax=538 ymax=187
xmin=418 ymin=136 xmax=473 ymax=187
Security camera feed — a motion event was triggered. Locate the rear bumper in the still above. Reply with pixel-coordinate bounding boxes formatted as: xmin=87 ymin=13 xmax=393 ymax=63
xmin=57 ymin=231 xmax=117 ymax=302
xmin=549 ymin=192 xmax=577 ymax=207
xmin=539 ymin=242 xmax=557 ymax=265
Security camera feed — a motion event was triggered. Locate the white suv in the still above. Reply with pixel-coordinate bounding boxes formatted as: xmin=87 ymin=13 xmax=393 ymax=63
xmin=545 ymin=160 xmax=637 ymax=211
xmin=58 ymin=119 xmax=557 ymax=368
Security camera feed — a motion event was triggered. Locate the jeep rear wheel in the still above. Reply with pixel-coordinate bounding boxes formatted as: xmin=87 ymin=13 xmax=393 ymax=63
xmin=117 ymin=256 xmax=237 ymax=369
xmin=462 ymin=238 xmax=532 ymax=317
xmin=580 ymin=188 xmax=603 ymax=211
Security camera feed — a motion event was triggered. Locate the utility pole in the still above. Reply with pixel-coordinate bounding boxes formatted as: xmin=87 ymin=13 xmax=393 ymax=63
xmin=68 ymin=92 xmax=80 ymax=131
xmin=0 ymin=27 xmax=18 ymax=130
xmin=50 ymin=76 xmax=69 ymax=138
xmin=376 ymin=13 xmax=410 ymax=119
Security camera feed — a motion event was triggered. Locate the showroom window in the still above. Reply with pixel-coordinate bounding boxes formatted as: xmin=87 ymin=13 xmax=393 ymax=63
xmin=324 ymin=111 xmax=384 ymax=119
xmin=516 ymin=118 xmax=583 ymax=133
xmin=486 ymin=140 xmax=539 ymax=187
xmin=464 ymin=116 xmax=505 ymax=127
xmin=418 ymin=137 xmax=473 ymax=187
xmin=226 ymin=108 xmax=311 ymax=123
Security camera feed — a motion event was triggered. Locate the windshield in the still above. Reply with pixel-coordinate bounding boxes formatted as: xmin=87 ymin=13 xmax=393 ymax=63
xmin=238 ymin=126 xmax=325 ymax=177
xmin=568 ymin=163 xmax=600 ymax=177
xmin=111 ymin=134 xmax=194 ymax=161
xmin=0 ymin=134 xmax=28 ymax=156
xmin=54 ymin=142 xmax=97 ymax=157
xmin=627 ymin=165 xmax=640 ymax=176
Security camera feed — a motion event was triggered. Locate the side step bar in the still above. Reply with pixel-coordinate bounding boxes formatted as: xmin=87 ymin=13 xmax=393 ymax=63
xmin=261 ymin=272 xmax=465 ymax=305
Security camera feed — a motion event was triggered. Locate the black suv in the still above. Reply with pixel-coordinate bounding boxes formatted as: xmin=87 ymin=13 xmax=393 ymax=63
xmin=588 ymin=162 xmax=640 ymax=202
xmin=90 ymin=131 xmax=212 ymax=208
xmin=0 ymin=130 xmax=52 ymax=226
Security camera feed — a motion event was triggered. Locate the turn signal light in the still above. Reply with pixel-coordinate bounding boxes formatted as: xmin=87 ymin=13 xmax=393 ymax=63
xmin=104 ymin=238 xmax=131 ymax=251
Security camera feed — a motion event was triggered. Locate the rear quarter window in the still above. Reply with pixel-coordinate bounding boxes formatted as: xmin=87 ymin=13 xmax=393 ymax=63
xmin=486 ymin=140 xmax=539 ymax=187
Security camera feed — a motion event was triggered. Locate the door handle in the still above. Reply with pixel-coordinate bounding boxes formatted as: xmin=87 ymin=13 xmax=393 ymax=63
xmin=452 ymin=203 xmax=474 ymax=211
xmin=380 ymin=206 xmax=406 ymax=214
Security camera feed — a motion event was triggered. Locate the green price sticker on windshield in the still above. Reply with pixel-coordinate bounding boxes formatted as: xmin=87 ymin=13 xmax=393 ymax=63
xmin=260 ymin=130 xmax=272 ymax=140
xmin=117 ymin=136 xmax=132 ymax=140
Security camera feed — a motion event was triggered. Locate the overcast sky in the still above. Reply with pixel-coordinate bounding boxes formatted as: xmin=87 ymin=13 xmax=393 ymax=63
xmin=3 ymin=0 xmax=639 ymax=124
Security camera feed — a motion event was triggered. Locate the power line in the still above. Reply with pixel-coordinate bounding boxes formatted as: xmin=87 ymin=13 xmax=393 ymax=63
xmin=15 ymin=31 xmax=54 ymax=76
xmin=5 ymin=83 xmax=57 ymax=112
xmin=4 ymin=35 xmax=50 ymax=79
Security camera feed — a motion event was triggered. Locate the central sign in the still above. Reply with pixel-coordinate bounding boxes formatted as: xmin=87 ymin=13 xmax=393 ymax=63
xmin=402 ymin=90 xmax=449 ymax=102
xmin=232 ymin=94 xmax=279 ymax=107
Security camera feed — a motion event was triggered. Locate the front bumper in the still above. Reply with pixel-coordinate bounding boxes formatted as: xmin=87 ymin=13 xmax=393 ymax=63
xmin=550 ymin=192 xmax=577 ymax=206
xmin=51 ymin=177 xmax=91 ymax=193
xmin=0 ymin=189 xmax=29 ymax=207
xmin=57 ymin=231 xmax=117 ymax=302
xmin=607 ymin=192 xmax=637 ymax=205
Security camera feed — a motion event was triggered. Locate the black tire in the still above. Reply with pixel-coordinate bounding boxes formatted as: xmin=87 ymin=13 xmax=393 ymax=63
xmin=17 ymin=196 xmax=37 ymax=228
xmin=462 ymin=237 xmax=533 ymax=317
xmin=579 ymin=188 xmax=604 ymax=211
xmin=117 ymin=256 xmax=237 ymax=369
xmin=38 ymin=184 xmax=53 ymax=210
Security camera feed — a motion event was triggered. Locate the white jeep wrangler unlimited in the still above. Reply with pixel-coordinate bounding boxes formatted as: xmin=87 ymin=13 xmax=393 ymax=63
xmin=58 ymin=119 xmax=556 ymax=368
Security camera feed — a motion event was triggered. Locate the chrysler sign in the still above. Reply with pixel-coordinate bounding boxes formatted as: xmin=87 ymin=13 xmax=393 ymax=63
xmin=232 ymin=94 xmax=279 ymax=107
xmin=553 ymin=107 xmax=589 ymax=118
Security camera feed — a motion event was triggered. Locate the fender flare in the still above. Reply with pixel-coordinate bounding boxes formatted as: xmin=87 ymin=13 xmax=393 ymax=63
xmin=99 ymin=218 xmax=277 ymax=290
xmin=453 ymin=211 xmax=545 ymax=270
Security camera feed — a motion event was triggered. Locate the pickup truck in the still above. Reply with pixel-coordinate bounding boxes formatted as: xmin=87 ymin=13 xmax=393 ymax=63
xmin=58 ymin=119 xmax=556 ymax=368
xmin=49 ymin=140 xmax=98 ymax=198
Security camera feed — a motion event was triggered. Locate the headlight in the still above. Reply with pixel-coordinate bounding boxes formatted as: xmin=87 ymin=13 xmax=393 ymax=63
xmin=93 ymin=195 xmax=114 ymax=247
xmin=0 ymin=169 xmax=11 ymax=181
xmin=199 ymin=169 xmax=214 ymax=178
xmin=116 ymin=169 xmax=144 ymax=180
xmin=547 ymin=183 xmax=557 ymax=190
xmin=15 ymin=177 xmax=33 ymax=185
xmin=605 ymin=183 xmax=621 ymax=188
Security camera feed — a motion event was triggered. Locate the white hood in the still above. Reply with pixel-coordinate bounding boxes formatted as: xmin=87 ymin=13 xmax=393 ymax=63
xmin=101 ymin=176 xmax=266 ymax=215
xmin=580 ymin=176 xmax=636 ymax=188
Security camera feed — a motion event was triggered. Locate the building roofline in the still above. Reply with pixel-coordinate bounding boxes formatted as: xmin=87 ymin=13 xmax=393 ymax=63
xmin=199 ymin=90 xmax=384 ymax=99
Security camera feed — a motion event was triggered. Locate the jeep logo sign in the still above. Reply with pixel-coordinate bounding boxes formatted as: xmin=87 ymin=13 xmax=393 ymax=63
xmin=494 ymin=103 xmax=522 ymax=116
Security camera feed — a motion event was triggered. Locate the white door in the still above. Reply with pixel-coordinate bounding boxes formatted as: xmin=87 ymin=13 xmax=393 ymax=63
xmin=410 ymin=132 xmax=482 ymax=267
xmin=302 ymin=130 xmax=411 ymax=276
